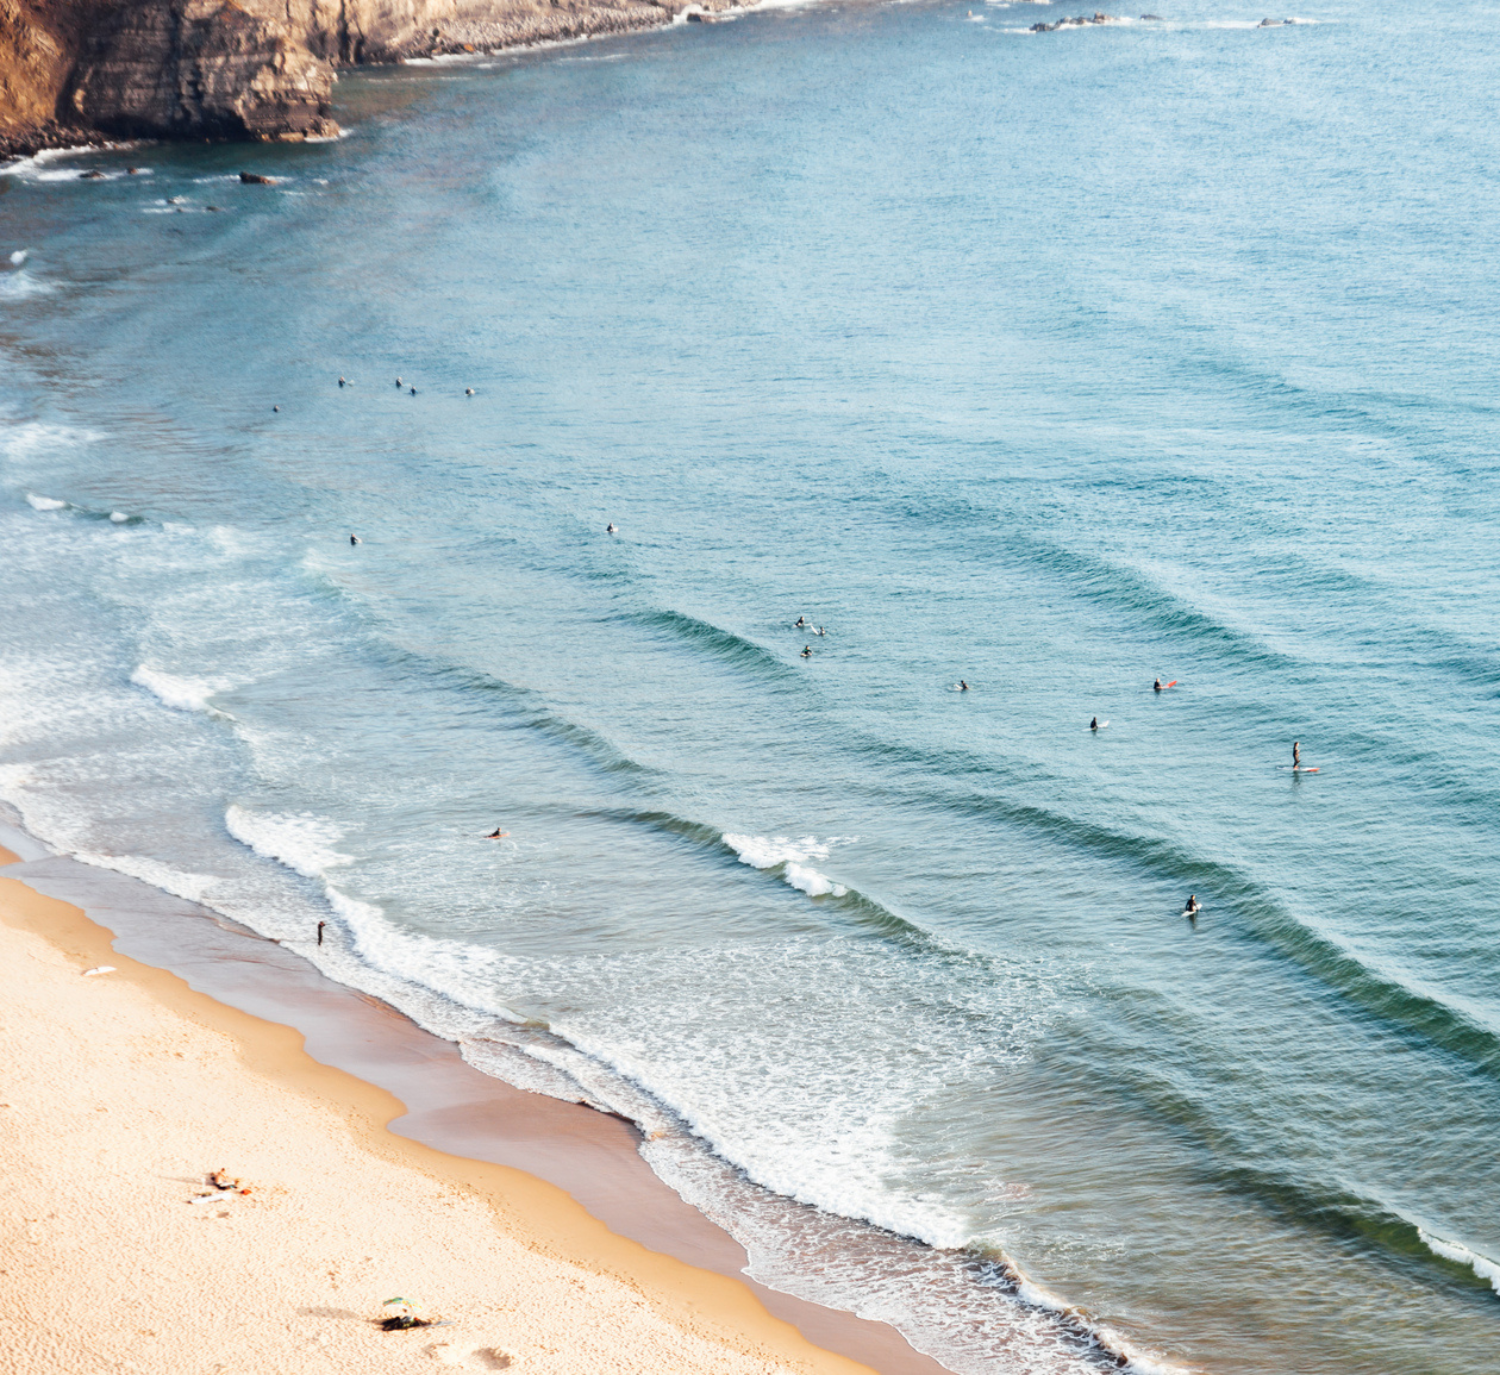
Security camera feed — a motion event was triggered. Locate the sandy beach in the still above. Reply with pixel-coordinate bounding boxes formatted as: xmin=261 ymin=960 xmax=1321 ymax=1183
xmin=0 ymin=852 xmax=889 ymax=1375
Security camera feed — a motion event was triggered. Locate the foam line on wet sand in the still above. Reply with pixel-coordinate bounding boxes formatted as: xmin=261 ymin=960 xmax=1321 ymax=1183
xmin=0 ymin=818 xmax=953 ymax=1375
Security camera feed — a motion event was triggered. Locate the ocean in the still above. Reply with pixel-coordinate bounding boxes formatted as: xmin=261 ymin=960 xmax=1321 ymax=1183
xmin=2 ymin=0 xmax=1498 ymax=1370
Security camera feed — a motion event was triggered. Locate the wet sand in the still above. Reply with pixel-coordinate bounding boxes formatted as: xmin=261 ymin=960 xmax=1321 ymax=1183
xmin=0 ymin=830 xmax=952 ymax=1375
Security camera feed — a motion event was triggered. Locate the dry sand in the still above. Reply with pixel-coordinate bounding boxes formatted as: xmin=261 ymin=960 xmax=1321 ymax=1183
xmin=0 ymin=861 xmax=877 ymax=1375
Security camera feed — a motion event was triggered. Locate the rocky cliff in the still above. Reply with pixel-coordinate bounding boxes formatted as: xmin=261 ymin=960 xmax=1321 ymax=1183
xmin=0 ymin=0 xmax=719 ymax=155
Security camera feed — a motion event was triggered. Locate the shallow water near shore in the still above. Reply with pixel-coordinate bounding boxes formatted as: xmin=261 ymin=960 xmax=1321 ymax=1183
xmin=3 ymin=1 xmax=1499 ymax=1370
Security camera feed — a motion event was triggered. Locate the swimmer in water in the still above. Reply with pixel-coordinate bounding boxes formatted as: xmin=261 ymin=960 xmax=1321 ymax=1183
xmin=1293 ymin=740 xmax=1301 ymax=768
xmin=801 ymin=645 xmax=813 ymax=658
xmin=486 ymin=827 xmax=509 ymax=839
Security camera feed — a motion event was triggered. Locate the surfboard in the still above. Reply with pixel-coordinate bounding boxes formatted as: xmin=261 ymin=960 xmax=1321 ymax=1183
xmin=1090 ymin=721 xmax=1109 ymax=730
xmin=1278 ymin=766 xmax=1321 ymax=773
xmin=1154 ymin=679 xmax=1178 ymax=691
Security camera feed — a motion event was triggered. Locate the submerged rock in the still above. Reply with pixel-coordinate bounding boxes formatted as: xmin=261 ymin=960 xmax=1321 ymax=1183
xmin=1032 ymin=11 xmax=1117 ymax=28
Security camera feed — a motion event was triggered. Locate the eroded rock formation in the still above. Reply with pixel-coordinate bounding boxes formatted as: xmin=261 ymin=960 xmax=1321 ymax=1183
xmin=0 ymin=0 xmax=728 ymax=154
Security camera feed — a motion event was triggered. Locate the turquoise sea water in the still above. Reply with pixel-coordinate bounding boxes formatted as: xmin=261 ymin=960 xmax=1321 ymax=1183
xmin=3 ymin=2 xmax=1499 ymax=1370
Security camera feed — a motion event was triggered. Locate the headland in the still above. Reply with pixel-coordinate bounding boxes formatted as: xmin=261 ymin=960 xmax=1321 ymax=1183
xmin=0 ymin=0 xmax=742 ymax=158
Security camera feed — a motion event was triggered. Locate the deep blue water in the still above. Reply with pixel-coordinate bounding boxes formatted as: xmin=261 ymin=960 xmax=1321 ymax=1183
xmin=3 ymin=2 xmax=1499 ymax=1371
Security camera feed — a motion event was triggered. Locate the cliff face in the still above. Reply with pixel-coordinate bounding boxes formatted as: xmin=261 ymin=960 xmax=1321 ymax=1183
xmin=1 ymin=0 xmax=709 ymax=154
xmin=65 ymin=1 xmax=341 ymax=141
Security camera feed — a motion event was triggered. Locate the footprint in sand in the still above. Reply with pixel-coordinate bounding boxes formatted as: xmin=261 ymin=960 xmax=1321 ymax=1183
xmin=425 ymin=1344 xmax=513 ymax=1370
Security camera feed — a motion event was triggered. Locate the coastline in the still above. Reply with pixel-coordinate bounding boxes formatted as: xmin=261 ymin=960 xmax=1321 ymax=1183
xmin=0 ymin=823 xmax=954 ymax=1375
xmin=0 ymin=0 xmax=752 ymax=162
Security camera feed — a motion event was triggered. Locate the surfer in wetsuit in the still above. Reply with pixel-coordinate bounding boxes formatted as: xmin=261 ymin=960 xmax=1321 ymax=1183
xmin=958 ymin=680 xmax=970 ymax=691
xmin=1154 ymin=678 xmax=1162 ymax=693
xmin=1185 ymin=894 xmax=1201 ymax=922
xmin=486 ymin=827 xmax=508 ymax=839
xmin=795 ymin=616 xmax=806 ymax=628
xmin=1293 ymin=740 xmax=1301 ymax=769
xmin=1091 ymin=716 xmax=1098 ymax=730
xmin=801 ymin=645 xmax=813 ymax=658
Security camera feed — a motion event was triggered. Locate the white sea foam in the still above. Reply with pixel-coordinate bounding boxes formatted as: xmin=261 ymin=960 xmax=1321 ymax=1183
xmin=1418 ymin=1227 xmax=1500 ymax=1295
xmin=109 ymin=511 xmax=129 ymax=523
xmin=130 ymin=664 xmax=234 ymax=714
xmin=783 ymin=862 xmax=847 ymax=897
xmin=723 ymin=833 xmax=849 ymax=897
xmin=724 ymin=832 xmax=831 ymax=867
xmin=0 ymin=274 xmax=54 ymax=300
xmin=72 ymin=850 xmax=220 ymax=904
xmin=224 ymin=805 xmax=352 ymax=880
xmin=25 ymin=492 xmax=66 ymax=510
xmin=8 ymin=250 xmax=26 ymax=265
xmin=2 ymin=421 xmax=104 ymax=467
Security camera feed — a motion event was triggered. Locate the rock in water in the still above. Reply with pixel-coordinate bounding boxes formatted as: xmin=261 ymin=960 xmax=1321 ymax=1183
xmin=239 ymin=171 xmax=276 ymax=184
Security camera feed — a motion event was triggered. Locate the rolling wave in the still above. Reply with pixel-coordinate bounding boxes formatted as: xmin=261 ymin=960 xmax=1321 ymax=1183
xmin=1418 ymin=1229 xmax=1500 ymax=1296
xmin=626 ymin=606 xmax=797 ymax=679
xmin=370 ymin=640 xmax=660 ymax=779
xmin=952 ymin=782 xmax=1500 ymax=1074
xmin=1001 ymin=533 xmax=1294 ymax=668
xmin=580 ymin=806 xmax=939 ymax=942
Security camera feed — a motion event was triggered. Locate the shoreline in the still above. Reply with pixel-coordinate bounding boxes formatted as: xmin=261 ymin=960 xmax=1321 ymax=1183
xmin=0 ymin=820 xmax=954 ymax=1375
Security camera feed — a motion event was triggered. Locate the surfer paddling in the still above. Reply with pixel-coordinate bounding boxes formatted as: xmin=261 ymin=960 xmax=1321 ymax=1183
xmin=486 ymin=827 xmax=509 ymax=839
